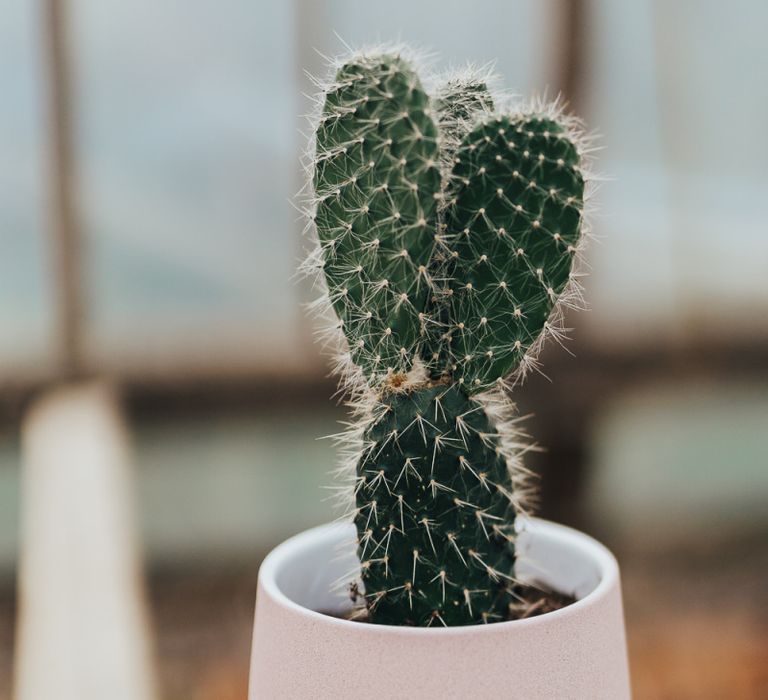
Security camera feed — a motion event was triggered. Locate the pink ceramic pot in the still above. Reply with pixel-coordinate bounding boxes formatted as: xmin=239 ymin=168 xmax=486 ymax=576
xmin=249 ymin=518 xmax=630 ymax=699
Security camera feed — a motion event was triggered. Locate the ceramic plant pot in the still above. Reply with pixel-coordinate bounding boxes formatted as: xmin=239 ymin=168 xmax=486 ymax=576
xmin=249 ymin=518 xmax=630 ymax=699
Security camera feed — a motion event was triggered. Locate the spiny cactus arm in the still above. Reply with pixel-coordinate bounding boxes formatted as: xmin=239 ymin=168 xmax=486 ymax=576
xmin=419 ymin=76 xmax=496 ymax=374
xmin=440 ymin=107 xmax=586 ymax=391
xmin=312 ymin=54 xmax=442 ymax=384
xmin=353 ymin=384 xmax=526 ymax=626
xmin=434 ymin=74 xmax=495 ymax=145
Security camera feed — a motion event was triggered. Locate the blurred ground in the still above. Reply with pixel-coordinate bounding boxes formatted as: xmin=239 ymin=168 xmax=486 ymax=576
xmin=623 ymin=538 xmax=768 ymax=700
xmin=2 ymin=541 xmax=768 ymax=700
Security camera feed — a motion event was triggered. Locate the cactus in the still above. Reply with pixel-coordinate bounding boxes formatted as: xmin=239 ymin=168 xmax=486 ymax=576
xmin=312 ymin=55 xmax=441 ymax=382
xmin=306 ymin=49 xmax=589 ymax=626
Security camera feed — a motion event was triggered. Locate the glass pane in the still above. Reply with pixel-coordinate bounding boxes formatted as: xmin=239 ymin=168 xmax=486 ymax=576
xmin=0 ymin=0 xmax=52 ymax=376
xmin=583 ymin=0 xmax=768 ymax=342
xmin=71 ymin=0 xmax=304 ymax=374
xmin=318 ymin=0 xmax=562 ymax=96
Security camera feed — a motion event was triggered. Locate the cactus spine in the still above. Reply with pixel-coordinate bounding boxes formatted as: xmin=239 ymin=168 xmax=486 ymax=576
xmin=307 ymin=49 xmax=589 ymax=626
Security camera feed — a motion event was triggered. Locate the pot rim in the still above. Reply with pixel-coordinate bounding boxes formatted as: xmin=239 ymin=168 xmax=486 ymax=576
xmin=258 ymin=516 xmax=619 ymax=636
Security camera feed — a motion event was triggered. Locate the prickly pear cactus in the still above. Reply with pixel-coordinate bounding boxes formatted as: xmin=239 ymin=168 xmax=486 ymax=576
xmin=440 ymin=113 xmax=584 ymax=389
xmin=313 ymin=55 xmax=441 ymax=381
xmin=307 ymin=50 xmax=589 ymax=626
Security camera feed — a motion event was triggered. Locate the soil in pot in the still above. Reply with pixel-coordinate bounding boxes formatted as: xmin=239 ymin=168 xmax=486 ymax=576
xmin=324 ymin=581 xmax=576 ymax=625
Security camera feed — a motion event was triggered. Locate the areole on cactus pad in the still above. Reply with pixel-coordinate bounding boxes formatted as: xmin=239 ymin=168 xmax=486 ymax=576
xmin=307 ymin=49 xmax=590 ymax=626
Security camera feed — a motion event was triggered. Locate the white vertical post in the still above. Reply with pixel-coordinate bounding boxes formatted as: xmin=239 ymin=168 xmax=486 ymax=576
xmin=14 ymin=382 xmax=158 ymax=700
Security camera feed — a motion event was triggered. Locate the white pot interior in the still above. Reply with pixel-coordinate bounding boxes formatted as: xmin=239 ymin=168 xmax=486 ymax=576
xmin=271 ymin=519 xmax=608 ymax=616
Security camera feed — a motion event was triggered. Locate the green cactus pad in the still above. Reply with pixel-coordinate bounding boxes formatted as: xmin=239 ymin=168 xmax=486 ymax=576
xmin=419 ymin=77 xmax=495 ymax=374
xmin=440 ymin=114 xmax=584 ymax=391
xmin=314 ymin=55 xmax=442 ymax=381
xmin=354 ymin=384 xmax=520 ymax=626
xmin=434 ymin=77 xmax=495 ymax=144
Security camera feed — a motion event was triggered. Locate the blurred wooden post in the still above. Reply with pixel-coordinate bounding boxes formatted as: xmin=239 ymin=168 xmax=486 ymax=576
xmin=531 ymin=0 xmax=590 ymax=529
xmin=14 ymin=383 xmax=158 ymax=700
xmin=44 ymin=0 xmax=84 ymax=378
xmin=292 ymin=0 xmax=329 ymax=364
xmin=555 ymin=0 xmax=586 ymax=112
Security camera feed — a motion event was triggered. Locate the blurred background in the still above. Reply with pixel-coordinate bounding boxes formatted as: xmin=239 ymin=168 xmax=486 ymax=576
xmin=1 ymin=0 xmax=767 ymax=698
